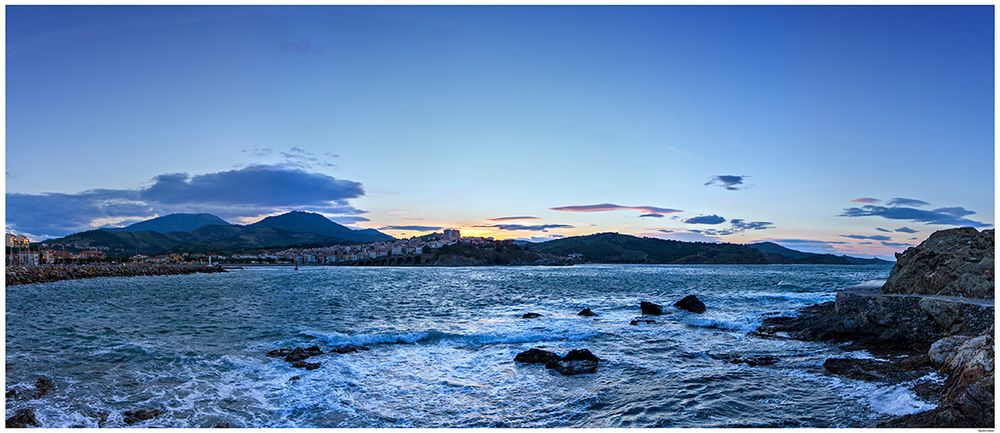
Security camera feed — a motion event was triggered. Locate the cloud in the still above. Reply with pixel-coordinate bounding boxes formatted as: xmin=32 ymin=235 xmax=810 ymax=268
xmin=684 ymin=215 xmax=726 ymax=225
xmin=282 ymin=39 xmax=326 ymax=55
xmin=894 ymin=227 xmax=918 ymax=234
xmin=851 ymin=197 xmax=881 ymax=204
xmin=7 ymin=164 xmax=368 ymax=239
xmin=379 ymin=225 xmax=442 ymax=232
xmin=875 ymin=227 xmax=892 ymax=233
xmin=514 ymin=235 xmax=565 ymax=242
xmin=841 ymin=234 xmax=892 ymax=241
xmin=329 ymin=216 xmax=370 ymax=225
xmin=481 ymin=224 xmax=574 ymax=232
xmin=639 ymin=214 xmax=664 ymax=218
xmin=730 ymin=219 xmax=774 ymax=231
xmin=885 ymin=197 xmax=930 ymax=207
xmin=881 ymin=241 xmax=912 ymax=248
xmin=704 ymin=175 xmax=748 ymax=191
xmin=277 ymin=147 xmax=338 ymax=169
xmin=242 ymin=146 xmax=273 ymax=157
xmin=840 ymin=204 xmax=990 ymax=228
xmin=648 ymin=231 xmax=721 ymax=243
xmin=550 ymin=203 xmax=682 ymax=215
xmin=763 ymin=238 xmax=849 ymax=255
xmin=488 ymin=216 xmax=541 ymax=221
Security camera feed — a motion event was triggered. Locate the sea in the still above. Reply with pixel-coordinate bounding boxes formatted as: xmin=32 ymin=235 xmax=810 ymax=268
xmin=5 ymin=264 xmax=940 ymax=427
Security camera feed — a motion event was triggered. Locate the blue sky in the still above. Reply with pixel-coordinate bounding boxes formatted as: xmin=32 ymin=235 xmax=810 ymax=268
xmin=6 ymin=6 xmax=995 ymax=259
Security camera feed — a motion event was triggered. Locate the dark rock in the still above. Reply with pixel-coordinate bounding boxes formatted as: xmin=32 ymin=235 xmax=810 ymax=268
xmin=898 ymin=353 xmax=932 ymax=371
xmin=330 ymin=345 xmax=367 ymax=354
xmin=32 ymin=377 xmax=52 ymax=398
xmin=822 ymin=358 xmax=923 ymax=383
xmin=283 ymin=346 xmax=322 ymax=362
xmin=521 ymin=312 xmax=542 ymax=319
xmin=266 ymin=348 xmax=293 ymax=358
xmin=912 ymin=379 xmax=944 ymax=402
xmin=6 ymin=408 xmax=39 ymax=428
xmin=640 ymin=301 xmax=663 ymax=315
xmin=577 ymin=308 xmax=597 ymax=317
xmin=291 ymin=361 xmax=321 ymax=370
xmin=674 ymin=295 xmax=706 ymax=313
xmin=6 ymin=389 xmax=16 ymax=399
xmin=563 ymin=349 xmax=600 ymax=363
xmin=289 ymin=375 xmax=301 ymax=381
xmin=714 ymin=354 xmax=778 ymax=367
xmin=213 ymin=422 xmax=236 ymax=428
xmin=630 ymin=318 xmax=656 ymax=326
xmin=122 ymin=408 xmax=163 ymax=425
xmin=514 ymin=348 xmax=561 ymax=364
xmin=882 ymin=228 xmax=994 ymax=299
xmin=545 ymin=359 xmax=598 ymax=376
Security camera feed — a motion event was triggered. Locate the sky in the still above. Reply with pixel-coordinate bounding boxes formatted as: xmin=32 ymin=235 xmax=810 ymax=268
xmin=5 ymin=5 xmax=995 ymax=259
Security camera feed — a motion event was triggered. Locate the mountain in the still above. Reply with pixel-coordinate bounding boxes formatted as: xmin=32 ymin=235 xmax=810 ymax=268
xmin=247 ymin=211 xmax=392 ymax=243
xmin=747 ymin=241 xmax=814 ymax=260
xmin=529 ymin=233 xmax=892 ymax=265
xmin=44 ymin=211 xmax=394 ymax=256
xmin=108 ymin=213 xmax=231 ymax=233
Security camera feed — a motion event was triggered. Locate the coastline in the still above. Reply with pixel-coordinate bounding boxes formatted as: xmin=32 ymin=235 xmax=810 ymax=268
xmin=5 ymin=264 xmax=226 ymax=286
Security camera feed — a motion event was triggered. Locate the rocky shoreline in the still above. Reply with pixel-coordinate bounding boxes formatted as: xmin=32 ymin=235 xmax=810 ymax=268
xmin=756 ymin=227 xmax=995 ymax=427
xmin=5 ymin=264 xmax=226 ymax=286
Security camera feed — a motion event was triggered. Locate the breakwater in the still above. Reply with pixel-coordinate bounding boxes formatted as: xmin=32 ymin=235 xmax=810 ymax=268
xmin=6 ymin=264 xmax=226 ymax=286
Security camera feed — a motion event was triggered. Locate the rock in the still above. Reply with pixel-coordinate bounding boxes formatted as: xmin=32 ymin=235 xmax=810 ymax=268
xmin=122 ymin=408 xmax=163 ymax=425
xmin=514 ymin=348 xmax=561 ymax=364
xmin=266 ymin=348 xmax=293 ymax=358
xmin=897 ymin=353 xmax=932 ymax=371
xmin=521 ymin=312 xmax=542 ymax=319
xmin=640 ymin=301 xmax=663 ymax=315
xmin=32 ymin=377 xmax=52 ymax=398
xmin=545 ymin=359 xmax=598 ymax=376
xmin=6 ymin=408 xmax=39 ymax=428
xmin=577 ymin=308 xmax=597 ymax=317
xmin=563 ymin=349 xmax=600 ymax=363
xmin=291 ymin=361 xmax=321 ymax=370
xmin=912 ymin=379 xmax=944 ymax=402
xmin=674 ymin=295 xmax=706 ymax=313
xmin=822 ymin=357 xmax=924 ymax=383
xmin=930 ymin=336 xmax=973 ymax=366
xmin=330 ymin=345 xmax=367 ymax=354
xmin=714 ymin=354 xmax=778 ymax=367
xmin=882 ymin=228 xmax=994 ymax=299
xmin=213 ymin=422 xmax=237 ymax=428
xmin=757 ymin=302 xmax=857 ymax=341
xmin=6 ymin=389 xmax=16 ymax=399
xmin=630 ymin=318 xmax=656 ymax=326
xmin=283 ymin=346 xmax=323 ymax=362
xmin=289 ymin=375 xmax=301 ymax=381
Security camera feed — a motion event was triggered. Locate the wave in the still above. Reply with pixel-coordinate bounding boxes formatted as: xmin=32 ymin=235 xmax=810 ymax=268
xmin=299 ymin=327 xmax=600 ymax=349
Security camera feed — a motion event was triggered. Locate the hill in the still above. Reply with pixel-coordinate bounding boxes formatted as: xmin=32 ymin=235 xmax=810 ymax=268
xmin=107 ymin=213 xmax=231 ymax=233
xmin=529 ymin=233 xmax=892 ymax=265
xmin=43 ymin=211 xmax=394 ymax=256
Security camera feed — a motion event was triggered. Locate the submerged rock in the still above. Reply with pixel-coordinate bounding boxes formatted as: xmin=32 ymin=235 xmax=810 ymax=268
xmin=122 ymin=408 xmax=163 ymax=425
xmin=266 ymin=348 xmax=293 ymax=358
xmin=283 ymin=346 xmax=323 ymax=362
xmin=514 ymin=348 xmax=561 ymax=364
xmin=6 ymin=408 xmax=39 ymax=428
xmin=639 ymin=301 xmax=663 ymax=315
xmin=291 ymin=361 xmax=321 ymax=370
xmin=330 ymin=345 xmax=368 ymax=354
xmin=521 ymin=312 xmax=542 ymax=319
xmin=714 ymin=354 xmax=778 ymax=367
xmin=546 ymin=359 xmax=598 ymax=376
xmin=882 ymin=227 xmax=994 ymax=299
xmin=630 ymin=318 xmax=656 ymax=326
xmin=577 ymin=308 xmax=597 ymax=317
xmin=822 ymin=358 xmax=924 ymax=383
xmin=32 ymin=377 xmax=53 ymax=399
xmin=674 ymin=295 xmax=706 ymax=313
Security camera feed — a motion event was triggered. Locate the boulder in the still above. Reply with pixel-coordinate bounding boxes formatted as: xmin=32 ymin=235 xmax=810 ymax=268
xmin=266 ymin=348 xmax=293 ymax=358
xmin=6 ymin=408 xmax=39 ymax=428
xmin=514 ymin=348 xmax=561 ymax=364
xmin=577 ymin=308 xmax=597 ymax=317
xmin=122 ymin=408 xmax=163 ymax=425
xmin=640 ymin=301 xmax=663 ymax=315
xmin=674 ymin=295 xmax=706 ymax=313
xmin=291 ymin=361 xmax=321 ymax=370
xmin=32 ymin=377 xmax=52 ymax=398
xmin=822 ymin=358 xmax=924 ymax=383
xmin=882 ymin=228 xmax=994 ymax=299
xmin=546 ymin=359 xmax=598 ymax=376
xmin=563 ymin=349 xmax=600 ymax=363
xmin=630 ymin=318 xmax=656 ymax=326
xmin=330 ymin=345 xmax=368 ymax=354
xmin=930 ymin=336 xmax=973 ymax=366
xmin=521 ymin=312 xmax=542 ymax=319
xmin=283 ymin=346 xmax=323 ymax=362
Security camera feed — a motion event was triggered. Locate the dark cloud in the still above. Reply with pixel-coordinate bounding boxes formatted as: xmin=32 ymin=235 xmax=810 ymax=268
xmin=764 ymin=238 xmax=849 ymax=255
xmin=684 ymin=215 xmax=726 ymax=225
xmin=379 ymin=225 xmax=442 ymax=232
xmin=7 ymin=164 xmax=368 ymax=239
xmin=851 ymin=197 xmax=881 ymax=204
xmin=282 ymin=39 xmax=326 ymax=55
xmin=841 ymin=234 xmax=892 ymax=241
xmin=730 ymin=219 xmax=773 ymax=231
xmin=242 ymin=146 xmax=273 ymax=157
xmin=277 ymin=147 xmax=337 ymax=169
xmin=329 ymin=216 xmax=370 ymax=225
xmin=639 ymin=214 xmax=664 ymax=218
xmin=514 ymin=235 xmax=565 ymax=242
xmin=650 ymin=231 xmax=721 ymax=243
xmin=894 ymin=227 xmax=918 ymax=234
xmin=886 ymin=197 xmax=930 ymax=207
xmin=840 ymin=204 xmax=990 ymax=228
xmin=478 ymin=224 xmax=573 ymax=232
xmin=704 ymin=175 xmax=748 ymax=191
xmin=875 ymin=227 xmax=892 ymax=233
xmin=882 ymin=241 xmax=912 ymax=248
xmin=488 ymin=216 xmax=541 ymax=221
xmin=550 ymin=203 xmax=682 ymax=215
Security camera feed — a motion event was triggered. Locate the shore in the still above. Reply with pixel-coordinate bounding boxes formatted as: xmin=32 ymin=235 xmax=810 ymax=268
xmin=5 ymin=263 xmax=226 ymax=286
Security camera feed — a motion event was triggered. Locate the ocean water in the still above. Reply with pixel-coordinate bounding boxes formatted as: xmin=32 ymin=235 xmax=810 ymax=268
xmin=5 ymin=264 xmax=936 ymax=428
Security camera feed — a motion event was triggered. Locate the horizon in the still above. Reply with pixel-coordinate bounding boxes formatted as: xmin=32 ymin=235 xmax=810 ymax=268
xmin=6 ymin=5 xmax=995 ymax=261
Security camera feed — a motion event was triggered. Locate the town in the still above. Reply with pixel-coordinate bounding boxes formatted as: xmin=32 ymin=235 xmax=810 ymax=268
xmin=5 ymin=229 xmax=518 ymax=266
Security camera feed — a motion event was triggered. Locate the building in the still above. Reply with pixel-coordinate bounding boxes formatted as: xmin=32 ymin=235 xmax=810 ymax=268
xmin=6 ymin=233 xmax=34 ymax=266
xmin=442 ymin=229 xmax=461 ymax=242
